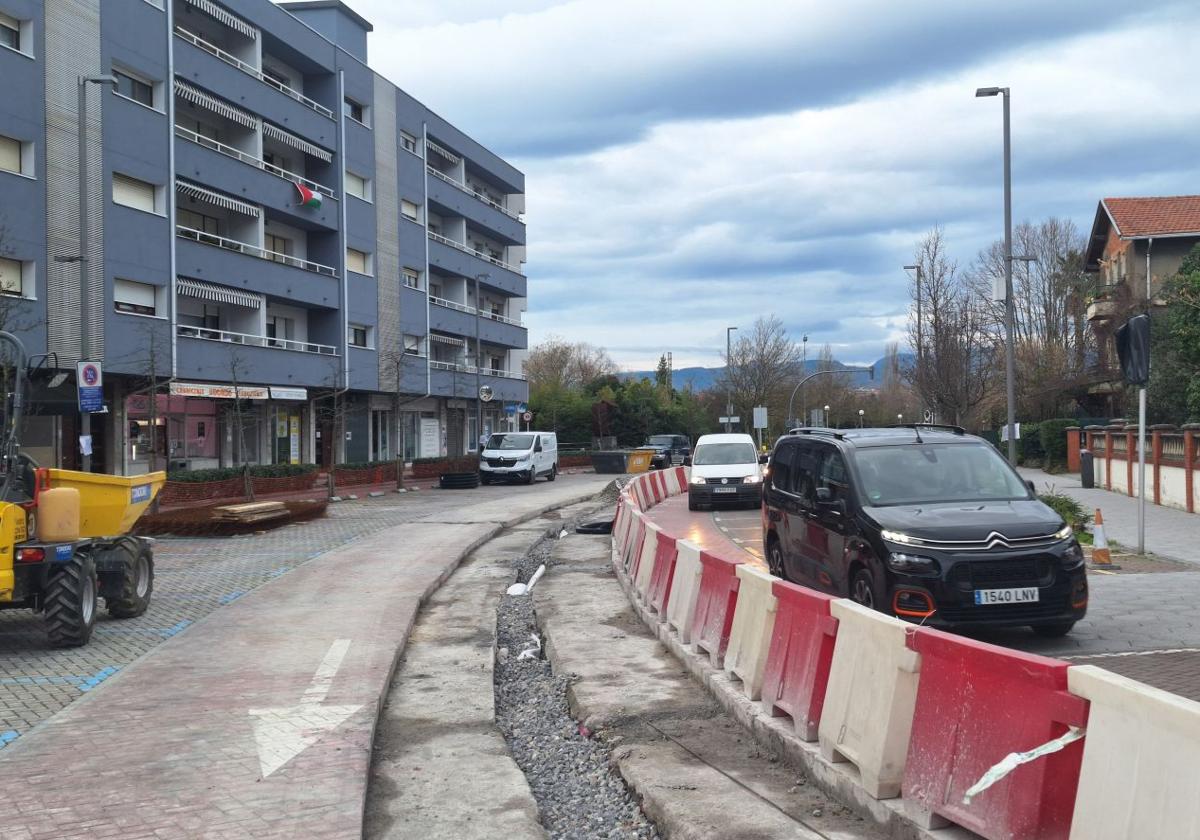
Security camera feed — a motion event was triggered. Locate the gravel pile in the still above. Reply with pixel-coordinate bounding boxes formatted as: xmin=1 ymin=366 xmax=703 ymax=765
xmin=495 ymin=525 xmax=659 ymax=840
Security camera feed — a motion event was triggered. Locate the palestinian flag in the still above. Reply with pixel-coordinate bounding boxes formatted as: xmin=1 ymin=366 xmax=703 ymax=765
xmin=295 ymin=183 xmax=322 ymax=209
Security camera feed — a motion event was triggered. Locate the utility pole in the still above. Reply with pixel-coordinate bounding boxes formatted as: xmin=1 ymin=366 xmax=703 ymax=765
xmin=475 ymin=273 xmax=488 ymax=452
xmin=725 ymin=326 xmax=737 ymax=432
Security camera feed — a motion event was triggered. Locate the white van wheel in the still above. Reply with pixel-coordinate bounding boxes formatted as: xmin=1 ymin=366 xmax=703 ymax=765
xmin=547 ymin=465 xmax=557 ymax=482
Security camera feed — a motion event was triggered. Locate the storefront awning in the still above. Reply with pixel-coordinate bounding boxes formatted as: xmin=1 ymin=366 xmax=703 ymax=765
xmin=429 ymin=333 xmax=465 ymax=346
xmin=170 ymin=381 xmax=268 ymax=399
xmin=182 ymin=0 xmax=257 ymax=39
xmin=175 ymin=79 xmax=259 ymax=129
xmin=262 ymin=122 xmax=333 ymax=163
xmin=176 ymin=180 xmax=262 ymax=218
xmin=177 ymin=277 xmax=264 ymax=309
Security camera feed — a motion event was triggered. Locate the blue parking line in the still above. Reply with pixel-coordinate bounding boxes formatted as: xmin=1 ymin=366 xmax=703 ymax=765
xmin=268 ymin=567 xmax=289 ymax=578
xmin=78 ymin=667 xmax=119 ymax=693
xmin=0 ymin=731 xmax=18 ymax=748
xmin=160 ymin=620 xmax=192 ymax=638
xmin=218 ymin=591 xmax=245 ymax=605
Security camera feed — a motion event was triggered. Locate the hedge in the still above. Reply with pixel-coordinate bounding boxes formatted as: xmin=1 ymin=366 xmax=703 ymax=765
xmin=1017 ymin=422 xmax=1044 ymax=466
xmin=1038 ymin=418 xmax=1077 ymax=471
xmin=411 ymin=456 xmax=481 ymax=478
xmin=167 ymin=463 xmax=318 ymax=483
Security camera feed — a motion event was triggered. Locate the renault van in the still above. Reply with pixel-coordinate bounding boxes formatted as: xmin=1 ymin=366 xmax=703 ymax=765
xmin=480 ymin=432 xmax=558 ymax=484
xmin=761 ymin=426 xmax=1087 ymax=636
xmin=685 ymin=433 xmax=764 ymax=510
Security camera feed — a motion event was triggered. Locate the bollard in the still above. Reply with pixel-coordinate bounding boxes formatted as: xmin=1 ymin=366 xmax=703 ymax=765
xmin=1080 ymin=450 xmax=1094 ymax=489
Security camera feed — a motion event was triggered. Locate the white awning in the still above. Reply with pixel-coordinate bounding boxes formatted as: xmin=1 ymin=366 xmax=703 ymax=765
xmin=175 ymin=79 xmax=259 ymax=129
xmin=176 ymin=180 xmax=261 ymax=218
xmin=429 ymin=333 xmax=465 ymax=346
xmin=426 ymin=139 xmax=460 ymax=165
xmin=177 ymin=277 xmax=264 ymax=309
xmin=182 ymin=0 xmax=257 ymax=40
xmin=262 ymin=122 xmax=333 ymax=163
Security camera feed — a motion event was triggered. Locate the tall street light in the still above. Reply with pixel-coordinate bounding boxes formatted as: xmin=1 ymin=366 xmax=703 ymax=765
xmin=858 ymin=409 xmax=865 ymax=428
xmin=475 ymin=273 xmax=489 ymax=451
xmin=976 ymin=84 xmax=1016 ymax=461
xmin=725 ymin=326 xmax=738 ymax=432
xmin=903 ymin=263 xmax=923 ymax=366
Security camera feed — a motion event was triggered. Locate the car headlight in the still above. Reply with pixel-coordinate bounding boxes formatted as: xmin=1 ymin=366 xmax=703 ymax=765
xmin=881 ymin=529 xmax=918 ymax=545
xmin=691 ymin=477 xmax=706 ymax=485
xmin=1054 ymin=524 xmax=1073 ymax=541
xmin=743 ymin=474 xmax=760 ymax=484
xmin=1062 ymin=542 xmax=1085 ymax=570
xmin=887 ymin=552 xmax=939 ymax=574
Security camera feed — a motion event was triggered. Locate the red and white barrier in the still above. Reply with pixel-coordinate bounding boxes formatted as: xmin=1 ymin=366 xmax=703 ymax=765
xmin=818 ymin=599 xmax=921 ymax=799
xmin=633 ymin=521 xmax=661 ymax=601
xmin=691 ymin=551 xmax=743 ymax=667
xmin=723 ymin=564 xmax=778 ymax=700
xmin=646 ymin=530 xmax=678 ymax=617
xmin=761 ymin=580 xmax=838 ymax=741
xmin=666 ymin=540 xmax=703 ymax=644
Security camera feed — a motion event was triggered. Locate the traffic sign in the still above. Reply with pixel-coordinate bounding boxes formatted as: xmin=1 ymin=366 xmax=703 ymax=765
xmin=479 ymin=384 xmax=494 ymax=402
xmin=719 ymin=416 xmax=741 ymax=424
xmin=753 ymin=406 xmax=768 ymax=429
xmin=522 ymin=411 xmax=532 ymax=422
xmin=76 ymin=361 xmax=104 ymax=413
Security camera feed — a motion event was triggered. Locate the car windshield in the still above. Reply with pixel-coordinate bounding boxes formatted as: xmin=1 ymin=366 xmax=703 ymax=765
xmin=692 ymin=442 xmax=757 ymax=466
xmin=487 ymin=433 xmax=535 ymax=451
xmin=853 ymin=443 xmax=1030 ymax=506
xmin=647 ymin=436 xmax=674 ymax=446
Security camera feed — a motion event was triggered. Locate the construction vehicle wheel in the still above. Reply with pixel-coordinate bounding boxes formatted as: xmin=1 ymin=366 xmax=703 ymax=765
xmin=44 ymin=551 xmax=98 ymax=648
xmin=106 ymin=540 xmax=154 ymax=619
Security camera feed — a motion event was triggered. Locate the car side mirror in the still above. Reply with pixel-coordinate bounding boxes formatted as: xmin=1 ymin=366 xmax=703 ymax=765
xmin=683 ymin=455 xmax=692 ymax=467
xmin=815 ymin=486 xmax=844 ymax=514
xmin=535 ymin=445 xmax=542 ymax=453
xmin=1025 ymin=479 xmax=1037 ymax=495
xmin=759 ymin=453 xmax=769 ymax=465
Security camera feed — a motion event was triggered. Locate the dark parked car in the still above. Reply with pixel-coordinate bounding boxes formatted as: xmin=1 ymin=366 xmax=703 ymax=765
xmin=761 ymin=426 xmax=1087 ymax=636
xmin=642 ymin=434 xmax=690 ymax=469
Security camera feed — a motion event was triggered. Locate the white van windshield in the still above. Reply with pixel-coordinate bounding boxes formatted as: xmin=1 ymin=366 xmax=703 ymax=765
xmin=693 ymin=442 xmax=757 ymax=466
xmin=487 ymin=434 xmax=535 ymax=451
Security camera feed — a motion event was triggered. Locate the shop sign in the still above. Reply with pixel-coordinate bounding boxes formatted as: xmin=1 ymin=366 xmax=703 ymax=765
xmin=169 ymin=382 xmax=269 ymax=400
xmin=289 ymin=416 xmax=301 ymax=464
xmin=269 ymin=387 xmax=308 ymax=401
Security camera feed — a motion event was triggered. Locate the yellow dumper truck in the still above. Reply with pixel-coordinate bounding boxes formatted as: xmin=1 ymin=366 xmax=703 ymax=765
xmin=0 ymin=333 xmax=163 ymax=647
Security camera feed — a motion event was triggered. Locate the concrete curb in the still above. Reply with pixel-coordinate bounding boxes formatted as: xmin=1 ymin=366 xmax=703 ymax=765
xmin=609 ymin=544 xmax=974 ymax=840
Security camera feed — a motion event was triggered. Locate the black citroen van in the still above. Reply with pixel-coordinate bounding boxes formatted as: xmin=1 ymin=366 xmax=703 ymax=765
xmin=761 ymin=426 xmax=1087 ymax=636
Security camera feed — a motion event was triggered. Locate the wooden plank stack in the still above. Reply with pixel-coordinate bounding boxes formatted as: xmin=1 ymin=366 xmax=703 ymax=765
xmin=211 ymin=501 xmax=289 ymax=525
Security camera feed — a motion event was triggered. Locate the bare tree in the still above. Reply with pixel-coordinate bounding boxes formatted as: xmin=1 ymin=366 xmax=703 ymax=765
xmin=524 ymin=336 xmax=618 ymax=391
xmin=718 ymin=315 xmax=802 ymax=429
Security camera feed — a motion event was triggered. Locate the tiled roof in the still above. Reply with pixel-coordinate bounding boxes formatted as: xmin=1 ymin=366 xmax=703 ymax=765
xmin=1103 ymin=196 xmax=1200 ymax=237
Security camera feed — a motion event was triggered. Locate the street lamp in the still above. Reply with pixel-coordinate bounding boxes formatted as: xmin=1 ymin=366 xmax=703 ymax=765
xmin=725 ymin=326 xmax=738 ymax=432
xmin=976 ymin=84 xmax=1016 ymax=462
xmin=897 ymin=413 xmax=904 ymax=424
xmin=903 ymin=264 xmax=923 ymax=366
xmin=475 ymin=273 xmax=489 ymax=450
xmin=824 ymin=404 xmax=831 ymax=427
xmin=858 ymin=409 xmax=865 ymax=428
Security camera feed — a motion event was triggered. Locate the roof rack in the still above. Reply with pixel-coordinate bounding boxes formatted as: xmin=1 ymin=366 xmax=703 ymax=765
xmin=786 ymin=427 xmax=845 ymax=440
xmin=889 ymin=423 xmax=966 ymax=436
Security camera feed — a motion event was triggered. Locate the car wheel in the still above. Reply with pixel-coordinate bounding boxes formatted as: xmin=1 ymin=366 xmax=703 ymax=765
xmin=850 ymin=566 xmax=883 ymax=612
xmin=480 ymin=474 xmax=491 ymax=485
xmin=1031 ymin=621 xmax=1075 ymax=638
xmin=547 ymin=465 xmax=557 ymax=482
xmin=767 ymin=539 xmax=785 ymax=578
xmin=525 ymin=468 xmax=536 ymax=485
xmin=688 ymin=495 xmax=699 ymax=512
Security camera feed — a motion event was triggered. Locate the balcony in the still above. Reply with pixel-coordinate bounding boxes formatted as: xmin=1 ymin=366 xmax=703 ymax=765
xmin=428 ymin=296 xmax=527 ymax=349
xmin=428 ymin=360 xmax=526 ymax=381
xmin=176 ymin=226 xmax=336 ymax=276
xmin=177 ymin=324 xmax=336 ymax=355
xmin=429 ymin=365 xmax=528 ymax=401
xmin=426 ymin=167 xmax=520 ymax=220
xmin=427 ymin=231 xmax=521 ymax=274
xmin=1086 ymin=299 xmax=1118 ymax=322
xmin=426 ymin=166 xmax=525 ymax=245
xmin=427 ymin=232 xmax=525 ymax=297
xmin=175 ymin=124 xmax=333 ymax=196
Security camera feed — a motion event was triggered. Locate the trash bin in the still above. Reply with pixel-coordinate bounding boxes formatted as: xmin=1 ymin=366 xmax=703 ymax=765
xmin=1080 ymin=450 xmax=1094 ymax=489
xmin=590 ymin=451 xmax=630 ymax=474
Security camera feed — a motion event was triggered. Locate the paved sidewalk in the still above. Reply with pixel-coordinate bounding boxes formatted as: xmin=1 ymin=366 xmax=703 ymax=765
xmin=1019 ymin=467 xmax=1200 ymax=564
xmin=0 ymin=474 xmax=610 ymax=839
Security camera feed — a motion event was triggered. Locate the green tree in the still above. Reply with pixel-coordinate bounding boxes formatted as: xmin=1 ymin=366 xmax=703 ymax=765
xmin=1153 ymin=244 xmax=1200 ymax=422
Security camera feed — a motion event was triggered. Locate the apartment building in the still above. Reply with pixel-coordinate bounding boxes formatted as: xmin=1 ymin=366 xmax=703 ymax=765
xmin=0 ymin=0 xmax=528 ymax=474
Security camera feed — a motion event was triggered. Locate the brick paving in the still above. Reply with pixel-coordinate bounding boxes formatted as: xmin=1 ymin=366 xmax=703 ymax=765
xmin=0 ymin=473 xmax=610 ymax=839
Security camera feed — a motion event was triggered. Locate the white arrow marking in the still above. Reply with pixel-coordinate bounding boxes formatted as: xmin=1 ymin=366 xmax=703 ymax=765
xmin=249 ymin=639 xmax=362 ymax=778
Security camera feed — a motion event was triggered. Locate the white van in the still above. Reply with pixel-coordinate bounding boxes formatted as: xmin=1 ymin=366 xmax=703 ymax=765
xmin=685 ymin=432 xmax=764 ymax=510
xmin=480 ymin=431 xmax=558 ymax=484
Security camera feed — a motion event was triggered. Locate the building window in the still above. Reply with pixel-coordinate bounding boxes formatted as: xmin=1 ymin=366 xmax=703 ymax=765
xmin=262 ymin=150 xmax=291 ymax=173
xmin=113 ymin=68 xmax=155 ymax=108
xmin=262 ymin=65 xmax=291 ymax=92
xmin=0 ymin=257 xmax=24 ymax=296
xmin=265 ymin=233 xmax=293 ymax=262
xmin=403 ymin=334 xmax=424 ymax=356
xmin=178 ymin=207 xmax=219 ymax=236
xmin=266 ymin=314 xmax=295 ymax=347
xmin=400 ymin=131 xmax=417 ymax=154
xmin=113 ymin=173 xmax=159 ymax=213
xmin=345 ymin=171 xmax=370 ymax=201
xmin=0 ymin=134 xmax=23 ymax=175
xmin=114 ymin=278 xmax=158 ymax=316
xmin=430 ymin=281 xmax=442 ymax=299
xmin=343 ymin=97 xmax=367 ymax=125
xmin=400 ymin=199 xmax=419 ymax=221
xmin=346 ymin=248 xmax=370 ymax=275
xmin=349 ymin=324 xmax=372 ymax=348
xmin=0 ymin=12 xmax=20 ymax=52
xmin=177 ymin=114 xmax=220 ymax=144
xmin=402 ymin=267 xmax=421 ymax=289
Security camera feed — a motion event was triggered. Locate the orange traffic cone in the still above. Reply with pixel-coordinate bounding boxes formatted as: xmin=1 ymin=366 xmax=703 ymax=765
xmin=1091 ymin=509 xmax=1114 ymax=567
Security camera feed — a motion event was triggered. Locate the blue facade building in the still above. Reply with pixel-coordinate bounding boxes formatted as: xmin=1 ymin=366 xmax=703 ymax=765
xmin=0 ymin=0 xmax=528 ymax=473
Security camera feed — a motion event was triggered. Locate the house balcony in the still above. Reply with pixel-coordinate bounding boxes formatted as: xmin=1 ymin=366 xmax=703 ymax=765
xmin=427 ymin=167 xmax=525 ymax=244
xmin=428 ymin=296 xmax=527 ymax=349
xmin=175 ymin=327 xmax=340 ymax=389
xmin=429 ymin=364 xmax=528 ymax=401
xmin=427 ymin=232 xmax=525 ymax=297
xmin=1086 ymin=299 xmax=1118 ymax=322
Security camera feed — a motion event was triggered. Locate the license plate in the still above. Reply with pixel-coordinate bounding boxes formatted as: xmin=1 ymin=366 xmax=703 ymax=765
xmin=713 ymin=487 xmax=737 ymax=494
xmin=974 ymin=587 xmax=1039 ymax=605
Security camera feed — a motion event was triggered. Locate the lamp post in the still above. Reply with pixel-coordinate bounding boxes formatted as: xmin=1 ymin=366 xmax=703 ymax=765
xmin=475 ymin=273 xmax=489 ymax=452
xmin=824 ymin=404 xmax=831 ymax=428
xmin=787 ymin=366 xmax=873 ymax=429
xmin=897 ymin=413 xmax=904 ymax=424
xmin=903 ymin=264 xmax=923 ymax=365
xmin=975 ymin=84 xmax=1016 ymax=462
xmin=725 ymin=326 xmax=737 ymax=432
xmin=858 ymin=409 xmax=865 ymax=428
xmin=76 ymin=74 xmax=117 ymax=472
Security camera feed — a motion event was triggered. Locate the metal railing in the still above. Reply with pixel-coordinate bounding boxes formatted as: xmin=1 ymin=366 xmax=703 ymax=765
xmin=428 ymin=294 xmax=524 ymax=327
xmin=177 ymin=324 xmax=337 ymax=355
xmin=427 ymin=359 xmax=526 ymax=380
xmin=426 ymin=166 xmax=522 ymax=221
xmin=174 ymin=124 xmax=335 ymax=197
xmin=176 ymin=225 xmax=338 ymax=276
xmin=427 ymin=230 xmax=523 ymax=275
xmin=429 ymin=295 xmax=474 ymax=314
xmin=174 ymin=26 xmax=334 ymax=119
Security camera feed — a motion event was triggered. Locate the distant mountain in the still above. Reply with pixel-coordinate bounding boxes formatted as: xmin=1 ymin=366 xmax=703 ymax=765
xmin=619 ymin=353 xmax=914 ymax=392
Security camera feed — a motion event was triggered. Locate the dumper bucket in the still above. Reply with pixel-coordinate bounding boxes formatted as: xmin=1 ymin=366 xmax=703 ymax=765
xmin=45 ymin=470 xmax=166 ymax=538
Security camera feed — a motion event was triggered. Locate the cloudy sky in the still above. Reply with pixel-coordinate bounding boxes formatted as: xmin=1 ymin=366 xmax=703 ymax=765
xmin=350 ymin=0 xmax=1198 ymax=371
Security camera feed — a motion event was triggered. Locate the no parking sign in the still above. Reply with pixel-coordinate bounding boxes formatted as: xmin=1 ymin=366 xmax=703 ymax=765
xmin=76 ymin=361 xmax=104 ymax=413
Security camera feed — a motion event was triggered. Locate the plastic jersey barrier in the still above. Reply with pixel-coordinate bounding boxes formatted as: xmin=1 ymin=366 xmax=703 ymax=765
xmin=902 ymin=627 xmax=1088 ymax=840
xmin=761 ymin=580 xmax=839 ymax=741
xmin=649 ymin=470 xmax=666 ymax=503
xmin=663 ymin=467 xmax=683 ymax=496
xmin=632 ymin=479 xmax=651 ymax=512
xmin=633 ymin=521 xmax=661 ymax=602
xmin=818 ymin=599 xmax=921 ymax=799
xmin=615 ymin=497 xmax=634 ymax=552
xmin=624 ymin=516 xmax=647 ymax=572
xmin=666 ymin=540 xmax=704 ymax=644
xmin=646 ymin=530 xmax=679 ymax=617
xmin=618 ymin=508 xmax=639 ymax=565
xmin=1066 ymin=665 xmax=1200 ymax=840
xmin=723 ymin=564 xmax=779 ymax=700
xmin=690 ymin=550 xmax=743 ymax=667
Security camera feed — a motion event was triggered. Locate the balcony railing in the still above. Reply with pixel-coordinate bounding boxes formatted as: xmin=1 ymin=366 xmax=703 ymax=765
xmin=426 ymin=166 xmax=522 ymax=221
xmin=173 ymin=26 xmax=334 ymax=119
xmin=428 ymin=359 xmax=526 ymax=380
xmin=427 ymin=231 xmax=523 ymax=275
xmin=174 ymin=124 xmax=335 ymax=197
xmin=429 ymin=294 xmax=524 ymax=327
xmin=178 ymin=324 xmax=337 ymax=355
xmin=176 ymin=225 xmax=338 ymax=277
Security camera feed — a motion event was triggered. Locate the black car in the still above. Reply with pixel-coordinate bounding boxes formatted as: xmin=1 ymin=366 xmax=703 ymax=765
xmin=642 ymin=434 xmax=690 ymax=469
xmin=761 ymin=426 xmax=1087 ymax=636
